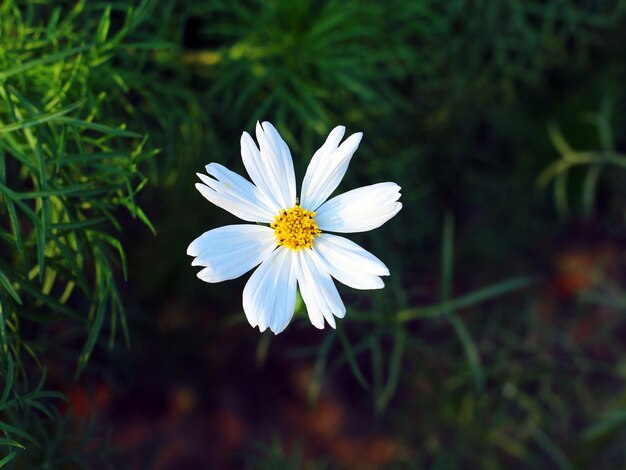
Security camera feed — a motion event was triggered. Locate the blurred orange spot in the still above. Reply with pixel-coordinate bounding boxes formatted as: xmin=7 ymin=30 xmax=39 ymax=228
xmin=307 ymin=397 xmax=346 ymax=438
xmin=170 ymin=386 xmax=196 ymax=416
xmin=283 ymin=365 xmax=401 ymax=468
xmin=291 ymin=365 xmax=314 ymax=397
xmin=553 ymin=249 xmax=598 ymax=298
xmin=551 ymin=246 xmax=618 ymax=299
xmin=64 ymin=387 xmax=88 ymax=417
xmin=328 ymin=435 xmax=400 ymax=468
xmin=64 ymin=381 xmax=111 ymax=418
xmin=363 ymin=436 xmax=399 ymax=466
xmin=210 ymin=410 xmax=249 ymax=452
xmin=332 ymin=438 xmax=359 ymax=464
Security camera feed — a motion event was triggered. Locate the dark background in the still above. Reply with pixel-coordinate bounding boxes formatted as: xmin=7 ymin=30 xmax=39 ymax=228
xmin=2 ymin=0 xmax=626 ymax=468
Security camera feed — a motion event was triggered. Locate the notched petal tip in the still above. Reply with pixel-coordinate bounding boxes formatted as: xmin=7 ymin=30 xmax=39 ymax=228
xmin=196 ymin=269 xmax=210 ymax=281
xmin=240 ymin=131 xmax=255 ymax=146
xmin=196 ymin=267 xmax=222 ymax=283
xmin=186 ymin=242 xmax=198 ymax=257
xmin=324 ymin=313 xmax=337 ymax=329
xmin=204 ymin=162 xmax=221 ymax=174
xmin=343 ymin=132 xmax=363 ymax=150
xmin=327 ymin=125 xmax=346 ymax=142
xmin=383 ymin=182 xmax=402 ymax=198
xmin=186 ymin=233 xmax=204 ymax=256
xmin=194 ymin=182 xmax=209 ymax=192
xmin=370 ymin=276 xmax=387 ymax=288
xmin=261 ymin=120 xmax=277 ymax=132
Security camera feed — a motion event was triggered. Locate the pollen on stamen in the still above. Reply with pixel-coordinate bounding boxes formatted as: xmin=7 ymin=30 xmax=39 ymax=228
xmin=271 ymin=205 xmax=321 ymax=251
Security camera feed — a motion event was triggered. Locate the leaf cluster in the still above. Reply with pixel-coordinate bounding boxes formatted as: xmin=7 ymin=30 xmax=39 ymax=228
xmin=0 ymin=1 xmax=157 ymax=464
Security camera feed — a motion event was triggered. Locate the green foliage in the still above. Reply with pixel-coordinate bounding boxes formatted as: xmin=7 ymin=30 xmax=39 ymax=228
xmin=539 ymin=98 xmax=626 ymax=218
xmin=427 ymin=0 xmax=625 ymax=115
xmin=246 ymin=436 xmax=330 ymax=470
xmin=185 ymin=0 xmax=438 ymax=154
xmin=0 ymin=357 xmax=107 ymax=468
xmin=0 ymin=1 xmax=156 ymax=464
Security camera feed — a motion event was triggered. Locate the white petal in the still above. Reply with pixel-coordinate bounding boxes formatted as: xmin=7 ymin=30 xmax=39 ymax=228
xmin=315 ymin=182 xmax=402 ymax=233
xmin=314 ymin=234 xmax=389 ymax=290
xmin=195 ymin=163 xmax=277 ymax=222
xmin=296 ymin=249 xmax=346 ymax=329
xmin=187 ymin=225 xmax=276 ymax=283
xmin=240 ymin=132 xmax=282 ymax=211
xmin=243 ymin=247 xmax=297 ymax=334
xmin=300 ymin=128 xmax=363 ymax=211
xmin=240 ymin=122 xmax=296 ymax=211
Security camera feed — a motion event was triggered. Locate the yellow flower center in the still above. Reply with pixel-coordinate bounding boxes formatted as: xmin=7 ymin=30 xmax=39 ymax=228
xmin=271 ymin=205 xmax=321 ymax=251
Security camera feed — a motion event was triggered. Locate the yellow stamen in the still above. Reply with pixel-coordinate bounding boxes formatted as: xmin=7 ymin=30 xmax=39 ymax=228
xmin=271 ymin=205 xmax=321 ymax=251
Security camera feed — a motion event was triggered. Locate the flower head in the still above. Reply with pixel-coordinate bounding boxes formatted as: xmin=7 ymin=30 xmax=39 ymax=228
xmin=187 ymin=122 xmax=402 ymax=334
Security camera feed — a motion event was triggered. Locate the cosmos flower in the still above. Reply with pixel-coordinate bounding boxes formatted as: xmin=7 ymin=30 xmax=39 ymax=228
xmin=187 ymin=122 xmax=402 ymax=334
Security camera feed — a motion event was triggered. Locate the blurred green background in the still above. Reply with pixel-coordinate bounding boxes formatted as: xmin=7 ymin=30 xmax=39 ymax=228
xmin=2 ymin=0 xmax=626 ymax=468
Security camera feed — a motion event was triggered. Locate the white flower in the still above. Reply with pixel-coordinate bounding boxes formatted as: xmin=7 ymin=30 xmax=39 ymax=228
xmin=187 ymin=122 xmax=402 ymax=334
